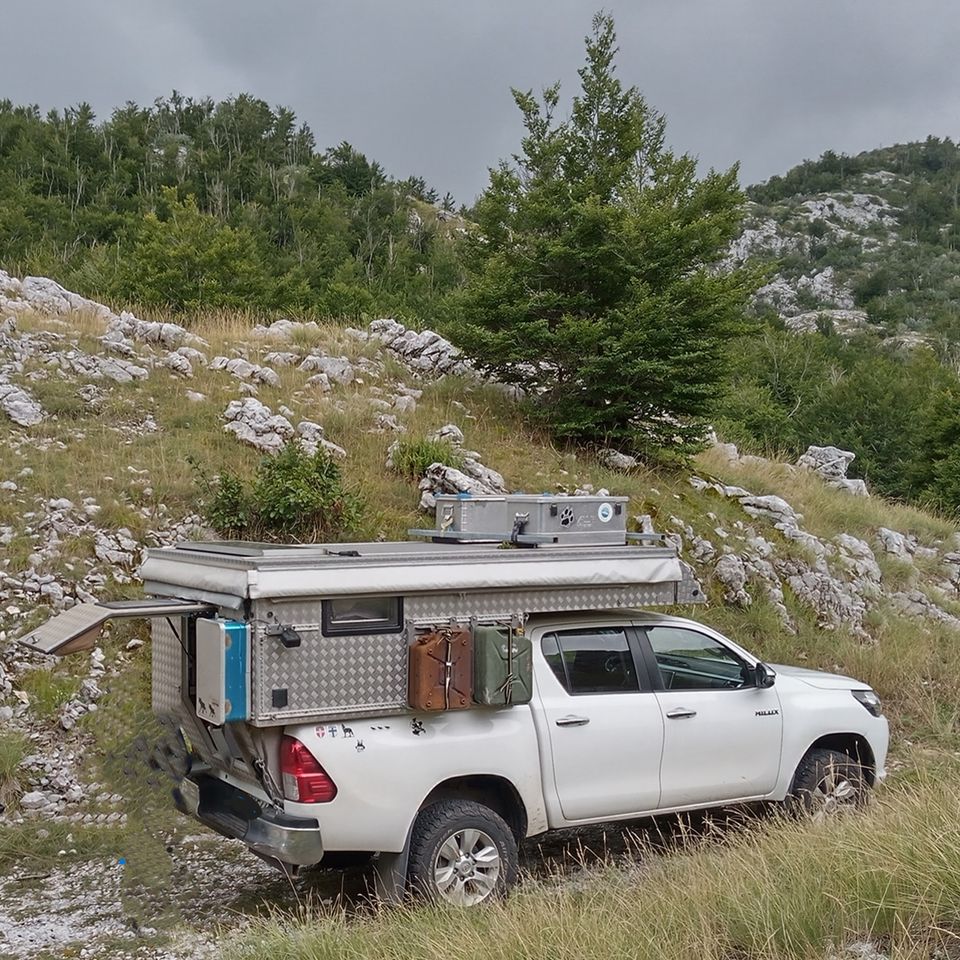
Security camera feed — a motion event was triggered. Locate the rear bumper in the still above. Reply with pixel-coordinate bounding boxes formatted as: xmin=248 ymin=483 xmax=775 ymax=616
xmin=174 ymin=773 xmax=324 ymax=867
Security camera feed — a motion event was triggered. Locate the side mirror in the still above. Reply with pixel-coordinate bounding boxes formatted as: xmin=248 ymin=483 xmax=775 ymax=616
xmin=755 ymin=662 xmax=776 ymax=689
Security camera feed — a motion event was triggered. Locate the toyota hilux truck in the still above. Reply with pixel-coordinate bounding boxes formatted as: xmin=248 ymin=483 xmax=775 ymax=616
xmin=21 ymin=495 xmax=888 ymax=906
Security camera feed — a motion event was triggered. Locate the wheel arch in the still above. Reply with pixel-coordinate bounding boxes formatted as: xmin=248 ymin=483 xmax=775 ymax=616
xmin=419 ymin=774 xmax=528 ymax=842
xmin=793 ymin=733 xmax=877 ymax=788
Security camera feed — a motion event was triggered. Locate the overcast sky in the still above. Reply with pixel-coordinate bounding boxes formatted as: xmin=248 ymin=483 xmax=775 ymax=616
xmin=2 ymin=1 xmax=958 ymax=204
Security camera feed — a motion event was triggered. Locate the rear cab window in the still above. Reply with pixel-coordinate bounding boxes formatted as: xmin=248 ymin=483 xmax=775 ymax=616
xmin=541 ymin=628 xmax=641 ymax=694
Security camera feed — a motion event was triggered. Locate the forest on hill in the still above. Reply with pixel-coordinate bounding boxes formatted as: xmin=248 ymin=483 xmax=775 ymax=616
xmin=1 ymin=40 xmax=960 ymax=515
xmin=0 ymin=93 xmax=461 ymax=318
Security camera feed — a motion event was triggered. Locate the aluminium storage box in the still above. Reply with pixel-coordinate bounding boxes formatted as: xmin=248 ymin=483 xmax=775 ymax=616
xmin=434 ymin=495 xmax=507 ymax=537
xmin=505 ymin=494 xmax=628 ymax=545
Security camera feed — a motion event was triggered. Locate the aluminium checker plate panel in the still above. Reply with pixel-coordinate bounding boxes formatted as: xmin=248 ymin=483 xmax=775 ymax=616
xmin=151 ymin=616 xmax=184 ymax=717
xmin=247 ymin=581 xmax=685 ymax=725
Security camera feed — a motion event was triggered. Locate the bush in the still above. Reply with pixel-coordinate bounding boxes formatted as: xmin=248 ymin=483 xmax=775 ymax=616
xmin=389 ymin=437 xmax=464 ymax=480
xmin=195 ymin=444 xmax=364 ymax=543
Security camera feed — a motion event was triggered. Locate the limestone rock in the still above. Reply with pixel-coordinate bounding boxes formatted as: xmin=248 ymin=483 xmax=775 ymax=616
xmin=876 ymin=527 xmax=915 ymax=559
xmin=106 ymin=312 xmax=206 ymax=350
xmin=369 ymin=318 xmax=472 ymax=377
xmin=891 ymin=590 xmax=960 ymax=628
xmin=250 ymin=318 xmax=321 ymax=341
xmin=429 ymin=424 xmax=465 ymax=447
xmin=263 ymin=351 xmax=301 ymax=367
xmin=797 ymin=445 xmax=868 ymax=496
xmin=298 ymin=355 xmax=355 ymax=385
xmin=598 ymin=449 xmax=639 ymax=471
xmin=740 ymin=495 xmax=801 ymax=526
xmin=714 ymin=555 xmax=751 ymax=606
xmin=779 ymin=559 xmax=870 ymax=641
xmin=222 ymin=398 xmax=294 ymax=454
xmin=295 ymin=420 xmax=347 ymax=460
xmin=0 ymin=380 xmax=44 ymax=426
xmin=161 ymin=351 xmax=193 ymax=378
xmin=210 ymin=356 xmax=281 ymax=388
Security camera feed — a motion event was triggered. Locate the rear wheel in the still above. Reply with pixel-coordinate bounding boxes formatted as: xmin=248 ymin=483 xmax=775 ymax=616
xmin=407 ymin=799 xmax=518 ymax=905
xmin=789 ymin=748 xmax=868 ymax=820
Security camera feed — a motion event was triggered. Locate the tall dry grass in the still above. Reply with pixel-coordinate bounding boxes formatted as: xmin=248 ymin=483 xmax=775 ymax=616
xmin=224 ymin=772 xmax=960 ymax=960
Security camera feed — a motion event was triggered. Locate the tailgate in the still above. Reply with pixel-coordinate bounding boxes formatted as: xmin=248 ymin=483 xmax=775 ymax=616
xmin=18 ymin=598 xmax=215 ymax=655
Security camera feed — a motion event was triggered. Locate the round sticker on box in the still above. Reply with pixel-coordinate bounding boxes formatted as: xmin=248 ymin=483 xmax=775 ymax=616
xmin=597 ymin=502 xmax=614 ymax=523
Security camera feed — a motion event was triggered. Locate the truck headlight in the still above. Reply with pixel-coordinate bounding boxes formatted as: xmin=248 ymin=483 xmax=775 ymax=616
xmin=852 ymin=689 xmax=882 ymax=717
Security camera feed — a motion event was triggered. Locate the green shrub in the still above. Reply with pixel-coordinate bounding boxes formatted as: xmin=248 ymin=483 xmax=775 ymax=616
xmin=196 ymin=443 xmax=364 ymax=543
xmin=389 ymin=437 xmax=464 ymax=480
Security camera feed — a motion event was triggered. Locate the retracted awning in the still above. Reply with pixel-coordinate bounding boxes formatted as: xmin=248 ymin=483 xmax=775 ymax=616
xmin=18 ymin=598 xmax=214 ymax=656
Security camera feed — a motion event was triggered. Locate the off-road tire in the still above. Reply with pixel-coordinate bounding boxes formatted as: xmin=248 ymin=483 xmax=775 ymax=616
xmin=789 ymin=747 xmax=868 ymax=818
xmin=407 ymin=799 xmax=518 ymax=905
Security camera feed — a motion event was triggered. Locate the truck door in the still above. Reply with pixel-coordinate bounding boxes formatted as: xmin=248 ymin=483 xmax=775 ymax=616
xmin=637 ymin=624 xmax=783 ymax=809
xmin=536 ymin=624 xmax=663 ymax=822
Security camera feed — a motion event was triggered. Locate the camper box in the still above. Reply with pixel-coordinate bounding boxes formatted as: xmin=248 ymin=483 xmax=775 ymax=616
xmin=20 ymin=495 xmax=702 ymax=731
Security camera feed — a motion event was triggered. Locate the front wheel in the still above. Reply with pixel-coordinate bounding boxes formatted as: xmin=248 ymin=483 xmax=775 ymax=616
xmin=407 ymin=799 xmax=518 ymax=905
xmin=789 ymin=748 xmax=868 ymax=821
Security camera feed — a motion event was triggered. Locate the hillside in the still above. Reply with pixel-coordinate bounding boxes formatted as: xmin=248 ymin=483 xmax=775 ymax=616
xmin=736 ymin=137 xmax=960 ymax=345
xmin=1 ymin=274 xmax=959 ymax=958
xmin=712 ymin=139 xmax=960 ymax=512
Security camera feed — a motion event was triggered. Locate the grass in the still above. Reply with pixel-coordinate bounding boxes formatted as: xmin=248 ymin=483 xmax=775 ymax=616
xmin=695 ymin=446 xmax=958 ymax=547
xmin=0 ymin=730 xmax=29 ymax=808
xmin=388 ymin=436 xmax=464 ymax=480
xmin=16 ymin=667 xmax=81 ymax=720
xmin=223 ymin=772 xmax=960 ymax=960
xmin=0 ymin=820 xmax=130 ymax=870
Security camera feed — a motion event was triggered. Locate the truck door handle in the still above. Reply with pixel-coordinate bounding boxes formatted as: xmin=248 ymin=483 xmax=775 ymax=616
xmin=665 ymin=707 xmax=697 ymax=719
xmin=555 ymin=715 xmax=590 ymax=727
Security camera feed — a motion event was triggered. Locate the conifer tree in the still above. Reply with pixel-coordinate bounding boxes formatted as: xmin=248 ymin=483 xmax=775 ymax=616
xmin=449 ymin=12 xmax=756 ymax=451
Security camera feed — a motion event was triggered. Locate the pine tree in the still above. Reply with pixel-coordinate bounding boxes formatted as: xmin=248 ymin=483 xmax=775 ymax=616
xmin=448 ymin=12 xmax=756 ymax=451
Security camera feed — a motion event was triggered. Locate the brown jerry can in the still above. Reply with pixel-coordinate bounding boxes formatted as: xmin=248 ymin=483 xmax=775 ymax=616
xmin=408 ymin=626 xmax=473 ymax=711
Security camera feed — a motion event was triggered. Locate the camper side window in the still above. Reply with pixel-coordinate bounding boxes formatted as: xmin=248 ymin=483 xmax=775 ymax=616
xmin=322 ymin=596 xmax=403 ymax=636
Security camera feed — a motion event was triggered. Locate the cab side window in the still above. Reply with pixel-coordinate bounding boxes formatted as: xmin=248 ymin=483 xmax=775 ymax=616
xmin=646 ymin=626 xmax=750 ymax=691
xmin=542 ymin=628 xmax=640 ymax=695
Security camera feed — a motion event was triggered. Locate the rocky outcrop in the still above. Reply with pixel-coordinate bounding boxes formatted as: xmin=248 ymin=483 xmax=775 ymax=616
xmin=797 ymin=445 xmax=868 ymax=496
xmin=1 ymin=269 xmax=205 ymax=355
xmin=210 ymin=355 xmax=281 ymax=388
xmin=223 ymin=398 xmax=295 ymax=453
xmin=368 ymin=318 xmax=473 ymax=377
xmin=298 ymin=354 xmax=355 ymax=385
xmin=222 ymin=398 xmax=347 ymax=459
xmin=598 ymin=448 xmax=640 ymax=471
xmin=687 ymin=458 xmax=957 ymax=638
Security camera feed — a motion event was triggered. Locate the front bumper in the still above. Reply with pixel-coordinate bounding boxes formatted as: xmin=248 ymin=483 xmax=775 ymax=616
xmin=174 ymin=773 xmax=324 ymax=866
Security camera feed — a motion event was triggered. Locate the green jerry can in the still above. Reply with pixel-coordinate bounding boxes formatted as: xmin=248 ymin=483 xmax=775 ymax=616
xmin=473 ymin=623 xmax=533 ymax=706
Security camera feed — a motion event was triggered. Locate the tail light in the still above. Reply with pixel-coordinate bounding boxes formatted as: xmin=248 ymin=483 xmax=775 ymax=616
xmin=279 ymin=735 xmax=338 ymax=803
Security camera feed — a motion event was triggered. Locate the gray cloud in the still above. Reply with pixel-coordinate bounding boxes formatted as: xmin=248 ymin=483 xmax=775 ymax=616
xmin=2 ymin=0 xmax=959 ymax=203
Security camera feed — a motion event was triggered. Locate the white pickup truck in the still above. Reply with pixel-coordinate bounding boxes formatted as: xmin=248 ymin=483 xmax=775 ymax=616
xmin=175 ymin=608 xmax=887 ymax=905
xmin=22 ymin=500 xmax=888 ymax=906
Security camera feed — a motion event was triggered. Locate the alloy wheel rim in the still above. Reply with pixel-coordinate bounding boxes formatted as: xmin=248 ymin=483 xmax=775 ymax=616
xmin=433 ymin=827 xmax=501 ymax=905
xmin=810 ymin=767 xmax=858 ymax=821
